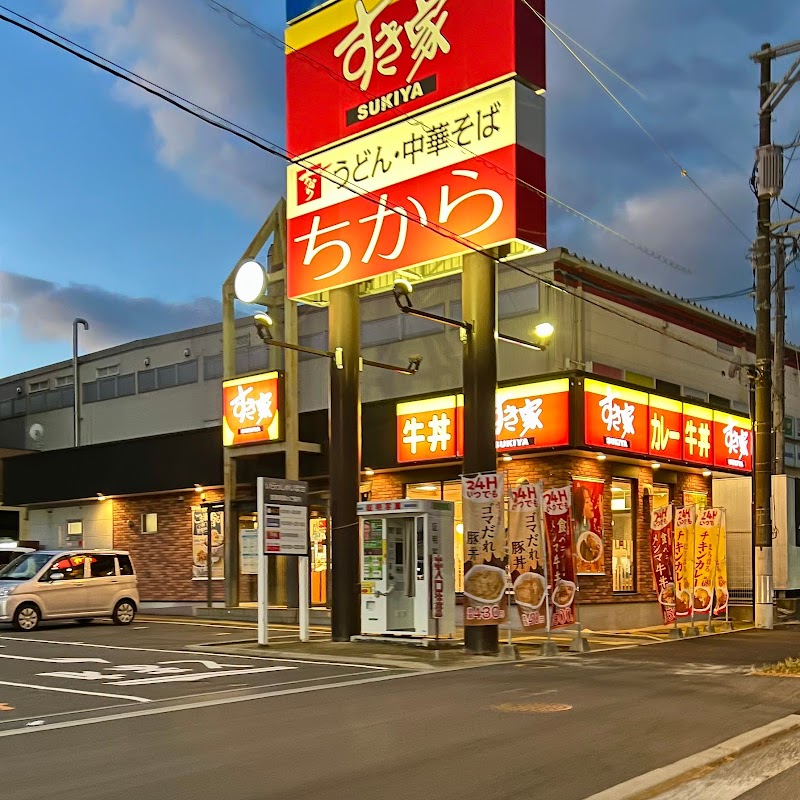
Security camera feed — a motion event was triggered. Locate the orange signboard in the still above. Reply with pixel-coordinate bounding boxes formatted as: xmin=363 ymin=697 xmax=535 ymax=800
xmin=397 ymin=395 xmax=461 ymax=463
xmin=584 ymin=379 xmax=649 ymax=456
xmin=713 ymin=411 xmax=752 ymax=472
xmin=648 ymin=395 xmax=683 ymax=461
xmin=682 ymin=404 xmax=714 ymax=467
xmin=495 ymin=379 xmax=571 ymax=451
xmin=222 ymin=372 xmax=283 ymax=447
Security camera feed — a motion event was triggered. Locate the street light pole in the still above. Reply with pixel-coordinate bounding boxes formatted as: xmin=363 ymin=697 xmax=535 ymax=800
xmin=72 ymin=317 xmax=89 ymax=448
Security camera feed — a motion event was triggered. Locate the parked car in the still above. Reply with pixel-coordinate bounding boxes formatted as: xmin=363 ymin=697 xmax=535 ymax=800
xmin=0 ymin=549 xmax=139 ymax=631
xmin=0 ymin=545 xmax=34 ymax=569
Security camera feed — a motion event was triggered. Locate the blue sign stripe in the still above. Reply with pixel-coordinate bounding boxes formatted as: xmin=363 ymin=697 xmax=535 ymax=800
xmin=286 ymin=0 xmax=337 ymax=25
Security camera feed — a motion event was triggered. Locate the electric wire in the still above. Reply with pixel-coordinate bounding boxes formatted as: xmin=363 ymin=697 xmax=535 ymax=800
xmin=0 ymin=5 xmax=755 ymax=365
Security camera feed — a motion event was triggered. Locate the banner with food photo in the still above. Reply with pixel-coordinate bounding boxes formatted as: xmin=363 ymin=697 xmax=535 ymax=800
xmin=692 ymin=507 xmax=722 ymax=614
xmin=462 ymin=471 xmax=507 ymax=626
xmin=192 ymin=506 xmax=225 ymax=581
xmin=543 ymin=485 xmax=577 ymax=628
xmin=509 ymin=481 xmax=547 ymax=630
xmin=572 ymin=477 xmax=605 ymax=575
xmin=673 ymin=505 xmax=696 ymax=616
xmin=713 ymin=510 xmax=729 ymax=617
xmin=649 ymin=503 xmax=676 ymax=625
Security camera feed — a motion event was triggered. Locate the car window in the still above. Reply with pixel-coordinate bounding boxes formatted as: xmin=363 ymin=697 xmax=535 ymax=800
xmin=0 ymin=552 xmax=52 ymax=579
xmin=88 ymin=554 xmax=117 ymax=578
xmin=117 ymin=554 xmax=134 ymax=576
xmin=45 ymin=555 xmax=87 ymax=581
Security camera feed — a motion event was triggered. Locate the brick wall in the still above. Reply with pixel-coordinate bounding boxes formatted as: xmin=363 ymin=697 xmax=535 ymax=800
xmin=112 ymin=489 xmax=225 ymax=602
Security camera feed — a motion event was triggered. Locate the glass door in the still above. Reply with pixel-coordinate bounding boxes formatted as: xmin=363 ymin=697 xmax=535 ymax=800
xmin=386 ymin=516 xmax=415 ymax=631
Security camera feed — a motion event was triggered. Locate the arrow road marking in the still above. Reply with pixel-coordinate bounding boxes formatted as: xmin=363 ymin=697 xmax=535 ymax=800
xmin=0 ymin=654 xmax=110 ymax=664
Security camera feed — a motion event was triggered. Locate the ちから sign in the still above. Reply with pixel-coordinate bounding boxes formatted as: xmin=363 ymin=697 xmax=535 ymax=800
xmin=285 ymin=0 xmax=546 ymax=157
xmin=222 ymin=372 xmax=283 ymax=447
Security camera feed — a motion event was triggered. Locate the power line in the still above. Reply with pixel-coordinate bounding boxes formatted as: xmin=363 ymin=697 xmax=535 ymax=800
xmin=204 ymin=0 xmax=695 ymax=276
xmin=524 ymin=0 xmax=753 ymax=245
xmin=0 ymin=5 xmax=744 ymax=365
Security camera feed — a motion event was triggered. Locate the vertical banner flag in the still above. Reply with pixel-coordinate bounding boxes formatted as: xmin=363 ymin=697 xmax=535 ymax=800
xmin=192 ymin=506 xmax=224 ymax=581
xmin=543 ymin=486 xmax=577 ymax=628
xmin=673 ymin=506 xmax=696 ymax=616
xmin=713 ymin=510 xmax=729 ymax=617
xmin=509 ymin=481 xmax=546 ymax=630
xmin=462 ymin=472 xmax=506 ymax=626
xmin=693 ymin=507 xmax=722 ymax=614
xmin=650 ymin=504 xmax=676 ymax=625
xmin=572 ymin=478 xmax=605 ymax=575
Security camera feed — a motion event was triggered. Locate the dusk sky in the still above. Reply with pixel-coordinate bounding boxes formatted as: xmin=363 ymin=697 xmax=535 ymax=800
xmin=1 ymin=0 xmax=799 ymax=376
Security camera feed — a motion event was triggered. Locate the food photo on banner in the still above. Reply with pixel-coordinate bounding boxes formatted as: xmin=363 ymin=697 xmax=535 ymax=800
xmin=572 ymin=478 xmax=605 ymax=575
xmin=508 ymin=481 xmax=547 ymax=630
xmin=673 ymin=505 xmax=696 ymax=616
xmin=543 ymin=486 xmax=577 ymax=628
xmin=713 ymin=511 xmax=729 ymax=618
xmin=192 ymin=507 xmax=224 ymax=581
xmin=649 ymin=504 xmax=676 ymax=625
xmin=693 ymin=507 xmax=722 ymax=615
xmin=462 ymin=472 xmax=507 ymax=626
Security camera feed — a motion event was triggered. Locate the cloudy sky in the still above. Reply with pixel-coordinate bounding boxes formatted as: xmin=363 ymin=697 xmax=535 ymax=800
xmin=0 ymin=0 xmax=799 ymax=375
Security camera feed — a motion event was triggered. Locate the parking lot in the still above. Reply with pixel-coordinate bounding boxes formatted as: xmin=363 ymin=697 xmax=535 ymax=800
xmin=0 ymin=618 xmax=400 ymax=733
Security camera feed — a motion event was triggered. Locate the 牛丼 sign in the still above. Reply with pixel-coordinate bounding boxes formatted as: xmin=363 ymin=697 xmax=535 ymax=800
xmin=222 ymin=372 xmax=283 ymax=447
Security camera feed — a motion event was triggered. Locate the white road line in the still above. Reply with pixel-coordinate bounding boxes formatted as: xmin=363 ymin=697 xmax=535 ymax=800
xmin=0 ymin=670 xmax=422 ymax=738
xmin=0 ymin=654 xmax=109 ymax=664
xmin=0 ymin=636 xmax=387 ymax=670
xmin=583 ymin=714 xmax=800 ymax=800
xmin=112 ymin=666 xmax=294 ymax=686
xmin=0 ymin=680 xmax=151 ymax=704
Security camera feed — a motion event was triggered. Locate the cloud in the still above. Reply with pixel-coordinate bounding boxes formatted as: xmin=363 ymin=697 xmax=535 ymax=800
xmin=0 ymin=270 xmax=221 ymax=352
xmin=56 ymin=0 xmax=287 ymax=216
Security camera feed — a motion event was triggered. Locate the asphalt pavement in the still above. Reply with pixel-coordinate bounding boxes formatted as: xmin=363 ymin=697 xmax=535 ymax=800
xmin=0 ymin=621 xmax=799 ymax=799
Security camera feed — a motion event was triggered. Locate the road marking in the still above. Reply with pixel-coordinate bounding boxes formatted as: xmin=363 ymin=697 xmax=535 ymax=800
xmin=0 ymin=704 xmax=14 ymax=712
xmin=0 ymin=654 xmax=109 ymax=664
xmin=0 ymin=636 xmax=387 ymax=670
xmin=0 ymin=670 xmax=421 ymax=738
xmin=111 ymin=666 xmax=294 ymax=686
xmin=0 ymin=680 xmax=150 ymax=704
xmin=583 ymin=714 xmax=800 ymax=800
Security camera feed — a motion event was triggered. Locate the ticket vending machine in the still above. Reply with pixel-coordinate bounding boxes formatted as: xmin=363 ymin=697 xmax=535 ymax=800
xmin=358 ymin=499 xmax=455 ymax=637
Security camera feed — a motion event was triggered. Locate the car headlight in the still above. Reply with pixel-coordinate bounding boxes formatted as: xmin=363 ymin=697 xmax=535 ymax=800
xmin=0 ymin=587 xmax=14 ymax=598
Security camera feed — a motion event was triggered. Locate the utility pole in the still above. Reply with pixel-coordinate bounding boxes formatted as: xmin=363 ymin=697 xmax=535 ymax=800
xmin=752 ymin=43 xmax=775 ymax=630
xmin=751 ymin=39 xmax=800 ymax=628
xmin=774 ymin=240 xmax=786 ymax=475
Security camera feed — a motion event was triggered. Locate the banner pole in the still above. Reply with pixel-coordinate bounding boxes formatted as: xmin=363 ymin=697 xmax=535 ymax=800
xmin=500 ymin=476 xmax=519 ymax=661
xmin=705 ymin=511 xmax=720 ymax=634
xmin=668 ymin=504 xmax=682 ymax=639
xmin=686 ymin=506 xmax=700 ymax=637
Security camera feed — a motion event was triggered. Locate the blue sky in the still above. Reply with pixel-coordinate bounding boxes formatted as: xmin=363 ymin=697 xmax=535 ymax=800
xmin=1 ymin=0 xmax=799 ymax=375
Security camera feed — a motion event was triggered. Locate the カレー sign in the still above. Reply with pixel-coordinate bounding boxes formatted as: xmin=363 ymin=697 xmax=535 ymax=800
xmin=649 ymin=395 xmax=683 ymax=461
xmin=584 ymin=379 xmax=649 ymax=455
xmin=222 ymin=372 xmax=283 ymax=447
xmin=285 ymin=0 xmax=546 ymax=157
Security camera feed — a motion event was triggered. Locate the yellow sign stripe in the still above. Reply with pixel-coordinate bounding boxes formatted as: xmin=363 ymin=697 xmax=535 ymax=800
xmin=713 ymin=410 xmax=752 ymax=430
xmin=222 ymin=371 xmax=280 ymax=390
xmin=286 ymin=0 xmax=403 ymax=53
xmin=683 ymin=403 xmax=713 ymax=421
xmin=497 ymin=378 xmax=570 ymax=402
xmin=584 ymin=378 xmax=647 ymax=406
xmin=648 ymin=394 xmax=682 ymax=413
xmin=397 ymin=394 xmax=459 ymax=415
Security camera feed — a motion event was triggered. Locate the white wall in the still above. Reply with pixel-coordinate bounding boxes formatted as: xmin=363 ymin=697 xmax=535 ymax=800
xmin=27 ymin=502 xmax=113 ymax=550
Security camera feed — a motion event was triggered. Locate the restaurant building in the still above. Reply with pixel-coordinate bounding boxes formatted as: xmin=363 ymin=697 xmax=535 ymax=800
xmin=2 ymin=247 xmax=799 ymax=627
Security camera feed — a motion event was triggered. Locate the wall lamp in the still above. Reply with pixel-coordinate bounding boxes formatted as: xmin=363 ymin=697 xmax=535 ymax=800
xmin=253 ymin=314 xmax=421 ymax=376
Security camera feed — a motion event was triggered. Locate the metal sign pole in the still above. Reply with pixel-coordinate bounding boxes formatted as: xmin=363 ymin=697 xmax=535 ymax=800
xmin=257 ymin=477 xmax=269 ymax=646
xmin=299 ymin=555 xmax=310 ymax=642
xmin=538 ymin=483 xmax=559 ymax=657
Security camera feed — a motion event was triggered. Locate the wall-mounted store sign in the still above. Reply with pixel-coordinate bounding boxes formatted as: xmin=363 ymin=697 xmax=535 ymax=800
xmin=396 ymin=378 xmax=569 ymax=463
xmin=582 ymin=379 xmax=751 ymax=473
xmin=222 ymin=372 xmax=283 ymax=447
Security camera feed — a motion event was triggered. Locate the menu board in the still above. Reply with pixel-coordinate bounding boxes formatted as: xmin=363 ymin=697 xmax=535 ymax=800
xmin=192 ymin=507 xmax=224 ymax=581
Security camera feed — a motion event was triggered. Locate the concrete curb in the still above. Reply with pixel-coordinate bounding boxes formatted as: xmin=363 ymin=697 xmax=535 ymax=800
xmin=582 ymin=713 xmax=800 ymax=800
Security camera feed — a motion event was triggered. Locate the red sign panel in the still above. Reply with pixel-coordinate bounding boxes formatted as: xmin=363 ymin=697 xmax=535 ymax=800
xmin=288 ymin=142 xmax=544 ymax=298
xmin=397 ymin=395 xmax=461 ymax=462
xmin=584 ymin=379 xmax=649 ymax=456
xmin=495 ymin=379 xmax=570 ymax=451
xmin=713 ymin=411 xmax=753 ymax=472
xmin=648 ymin=395 xmax=683 ymax=461
xmin=285 ymin=0 xmax=546 ymax=157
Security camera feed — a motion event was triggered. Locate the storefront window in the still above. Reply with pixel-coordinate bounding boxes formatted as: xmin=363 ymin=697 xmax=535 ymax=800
xmin=406 ymin=481 xmax=464 ymax=592
xmin=611 ymin=479 xmax=635 ymax=592
xmin=652 ymin=485 xmax=670 ymax=509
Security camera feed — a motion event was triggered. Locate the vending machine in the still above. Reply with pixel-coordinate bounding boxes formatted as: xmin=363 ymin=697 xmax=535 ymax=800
xmin=357 ymin=499 xmax=455 ymax=638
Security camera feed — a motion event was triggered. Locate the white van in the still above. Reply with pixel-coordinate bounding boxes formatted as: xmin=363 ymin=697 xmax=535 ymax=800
xmin=0 ymin=549 xmax=139 ymax=631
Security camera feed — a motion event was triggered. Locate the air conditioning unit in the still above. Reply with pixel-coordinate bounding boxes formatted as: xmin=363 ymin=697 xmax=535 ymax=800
xmin=756 ymin=144 xmax=784 ymax=198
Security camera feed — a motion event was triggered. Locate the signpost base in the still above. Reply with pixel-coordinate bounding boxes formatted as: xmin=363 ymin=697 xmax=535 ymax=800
xmin=568 ymin=624 xmax=591 ymax=653
xmin=704 ymin=621 xmax=717 ymax=634
xmin=685 ymin=625 xmax=700 ymax=637
xmin=668 ymin=625 xmax=684 ymax=640
xmin=540 ymin=638 xmax=560 ymax=657
xmin=721 ymin=620 xmax=735 ymax=631
xmin=499 ymin=643 xmax=520 ymax=661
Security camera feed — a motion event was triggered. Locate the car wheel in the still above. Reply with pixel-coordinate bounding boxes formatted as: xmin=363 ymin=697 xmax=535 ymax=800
xmin=112 ymin=599 xmax=136 ymax=626
xmin=13 ymin=603 xmax=41 ymax=632
xmin=76 ymin=618 xmax=94 ymax=626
